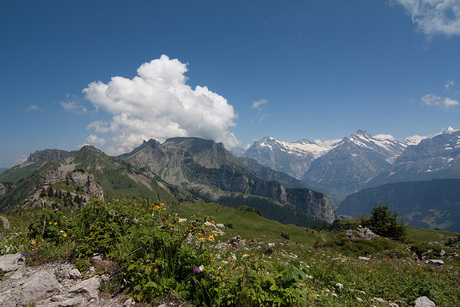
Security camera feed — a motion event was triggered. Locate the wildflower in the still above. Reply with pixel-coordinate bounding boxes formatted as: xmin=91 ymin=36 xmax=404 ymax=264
xmin=209 ymin=235 xmax=215 ymax=241
xmin=154 ymin=205 xmax=160 ymax=210
xmin=49 ymin=222 xmax=52 ymax=225
xmin=199 ymin=237 xmax=206 ymax=243
xmin=63 ymin=233 xmax=67 ymax=238
xmin=54 ymin=222 xmax=57 ymax=226
xmin=193 ymin=267 xmax=200 ymax=273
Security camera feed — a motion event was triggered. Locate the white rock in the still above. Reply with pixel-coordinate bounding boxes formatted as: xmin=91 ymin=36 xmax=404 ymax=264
xmin=0 ymin=252 xmax=25 ymax=279
xmin=414 ymin=296 xmax=436 ymax=307
xmin=426 ymin=259 xmax=444 ymax=265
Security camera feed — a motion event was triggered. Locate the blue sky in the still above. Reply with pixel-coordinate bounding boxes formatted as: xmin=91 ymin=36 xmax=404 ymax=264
xmin=1 ymin=0 xmax=460 ymax=168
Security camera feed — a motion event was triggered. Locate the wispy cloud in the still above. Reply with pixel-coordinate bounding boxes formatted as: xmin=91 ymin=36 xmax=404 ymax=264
xmin=60 ymin=101 xmax=87 ymax=114
xmin=254 ymin=113 xmax=269 ymax=125
xmin=251 ymin=99 xmax=269 ymax=125
xmin=83 ymin=55 xmax=240 ymax=154
xmin=445 ymin=80 xmax=454 ymax=90
xmin=25 ymin=105 xmax=43 ymax=112
xmin=252 ymin=99 xmax=269 ymax=110
xmin=393 ymin=0 xmax=460 ymax=37
xmin=421 ymin=93 xmax=459 ymax=109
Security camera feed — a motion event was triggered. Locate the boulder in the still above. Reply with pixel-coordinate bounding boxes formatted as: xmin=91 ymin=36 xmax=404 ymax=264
xmin=0 ymin=269 xmax=62 ymax=307
xmin=0 ymin=252 xmax=25 ymax=279
xmin=426 ymin=259 xmax=444 ymax=266
xmin=414 ymin=296 xmax=436 ymax=307
xmin=346 ymin=225 xmax=379 ymax=240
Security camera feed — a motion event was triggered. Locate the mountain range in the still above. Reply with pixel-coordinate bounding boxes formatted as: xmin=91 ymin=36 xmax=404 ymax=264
xmin=241 ymin=128 xmax=460 ymax=230
xmin=0 ymin=137 xmax=339 ymax=229
xmin=2 ymin=127 xmax=459 ymax=232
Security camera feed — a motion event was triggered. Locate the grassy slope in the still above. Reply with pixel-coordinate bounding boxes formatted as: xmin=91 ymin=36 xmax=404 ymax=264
xmin=172 ymin=202 xmax=331 ymax=246
xmin=2 ymin=199 xmax=459 ymax=306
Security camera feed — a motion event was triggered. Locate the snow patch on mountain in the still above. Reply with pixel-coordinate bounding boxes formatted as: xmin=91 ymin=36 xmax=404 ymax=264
xmin=257 ymin=137 xmax=339 ymax=159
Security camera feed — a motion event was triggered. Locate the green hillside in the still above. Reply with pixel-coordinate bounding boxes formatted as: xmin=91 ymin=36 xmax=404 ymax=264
xmin=1 ymin=198 xmax=459 ymax=306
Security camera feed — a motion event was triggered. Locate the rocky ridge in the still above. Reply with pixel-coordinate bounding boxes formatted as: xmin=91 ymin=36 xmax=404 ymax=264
xmin=121 ymin=137 xmax=339 ymax=225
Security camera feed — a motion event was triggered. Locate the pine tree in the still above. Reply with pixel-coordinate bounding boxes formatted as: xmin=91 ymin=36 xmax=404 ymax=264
xmin=47 ymin=187 xmax=54 ymax=198
xmin=367 ymin=204 xmax=406 ymax=241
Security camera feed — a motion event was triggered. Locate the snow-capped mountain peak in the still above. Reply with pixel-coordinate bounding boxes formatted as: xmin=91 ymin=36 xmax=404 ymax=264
xmin=444 ymin=126 xmax=458 ymax=134
xmin=342 ymin=130 xmax=408 ymax=160
xmin=255 ymin=136 xmax=337 ymax=159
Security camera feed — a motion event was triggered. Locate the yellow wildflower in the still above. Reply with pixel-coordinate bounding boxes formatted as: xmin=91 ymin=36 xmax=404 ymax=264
xmin=209 ymin=235 xmax=215 ymax=241
xmin=63 ymin=233 xmax=67 ymax=238
xmin=49 ymin=222 xmax=52 ymax=225
xmin=54 ymin=222 xmax=57 ymax=226
xmin=199 ymin=237 xmax=206 ymax=243
xmin=154 ymin=205 xmax=160 ymax=210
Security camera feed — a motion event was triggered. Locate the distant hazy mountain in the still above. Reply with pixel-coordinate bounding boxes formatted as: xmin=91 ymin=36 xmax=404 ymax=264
xmin=244 ymin=137 xmax=338 ymax=179
xmin=243 ymin=130 xmax=412 ymax=205
xmin=338 ymin=178 xmax=460 ymax=232
xmin=367 ymin=128 xmax=460 ymax=187
xmin=302 ymin=130 xmax=410 ymax=203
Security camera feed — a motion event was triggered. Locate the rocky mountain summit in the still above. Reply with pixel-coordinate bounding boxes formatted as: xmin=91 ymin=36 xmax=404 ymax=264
xmin=243 ymin=130 xmax=412 ymax=203
xmin=121 ymin=137 xmax=339 ymax=225
xmin=367 ymin=129 xmax=460 ymax=187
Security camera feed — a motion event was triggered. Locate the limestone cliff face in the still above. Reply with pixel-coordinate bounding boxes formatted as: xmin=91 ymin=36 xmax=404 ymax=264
xmin=28 ymin=149 xmax=72 ymax=162
xmin=68 ymin=171 xmax=104 ymax=200
xmin=286 ymin=188 xmax=339 ymax=224
xmin=121 ymin=137 xmax=340 ymax=224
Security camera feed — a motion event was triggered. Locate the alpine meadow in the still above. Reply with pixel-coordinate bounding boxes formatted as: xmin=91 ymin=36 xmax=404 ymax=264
xmin=1 ymin=1 xmax=460 ymax=306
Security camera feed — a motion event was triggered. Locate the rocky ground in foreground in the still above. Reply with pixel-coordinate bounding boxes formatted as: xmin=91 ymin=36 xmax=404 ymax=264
xmin=0 ymin=252 xmax=133 ymax=307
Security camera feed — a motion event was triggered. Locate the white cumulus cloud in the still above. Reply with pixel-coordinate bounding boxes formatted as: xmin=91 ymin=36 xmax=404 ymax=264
xmin=86 ymin=134 xmax=106 ymax=145
xmin=421 ymin=93 xmax=459 ymax=108
xmin=83 ymin=55 xmax=240 ymax=154
xmin=393 ymin=0 xmax=460 ymax=37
